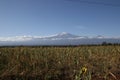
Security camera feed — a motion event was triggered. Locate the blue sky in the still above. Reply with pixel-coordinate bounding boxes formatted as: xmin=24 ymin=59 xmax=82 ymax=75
xmin=0 ymin=0 xmax=120 ymax=37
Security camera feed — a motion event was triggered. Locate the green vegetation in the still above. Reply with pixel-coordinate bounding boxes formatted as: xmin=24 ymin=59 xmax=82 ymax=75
xmin=0 ymin=46 xmax=120 ymax=80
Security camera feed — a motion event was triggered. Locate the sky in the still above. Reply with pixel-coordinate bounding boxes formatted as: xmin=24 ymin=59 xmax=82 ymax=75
xmin=0 ymin=0 xmax=120 ymax=37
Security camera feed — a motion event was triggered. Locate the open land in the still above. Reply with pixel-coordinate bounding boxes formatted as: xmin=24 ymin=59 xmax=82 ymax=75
xmin=0 ymin=45 xmax=120 ymax=80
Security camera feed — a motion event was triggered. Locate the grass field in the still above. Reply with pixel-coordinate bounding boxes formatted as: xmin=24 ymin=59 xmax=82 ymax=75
xmin=0 ymin=45 xmax=120 ymax=80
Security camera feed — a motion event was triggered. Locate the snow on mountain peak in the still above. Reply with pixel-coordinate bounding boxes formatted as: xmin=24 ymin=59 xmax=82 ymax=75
xmin=58 ymin=32 xmax=70 ymax=35
xmin=52 ymin=32 xmax=79 ymax=38
xmin=95 ymin=35 xmax=104 ymax=38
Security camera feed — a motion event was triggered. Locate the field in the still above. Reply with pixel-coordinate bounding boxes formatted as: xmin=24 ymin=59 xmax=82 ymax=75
xmin=0 ymin=45 xmax=120 ymax=80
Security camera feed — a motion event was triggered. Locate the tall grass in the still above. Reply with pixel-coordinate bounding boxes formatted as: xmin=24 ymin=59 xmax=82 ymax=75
xmin=0 ymin=46 xmax=120 ymax=80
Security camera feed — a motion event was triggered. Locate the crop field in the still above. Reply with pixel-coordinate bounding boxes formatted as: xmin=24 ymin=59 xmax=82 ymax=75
xmin=0 ymin=45 xmax=120 ymax=80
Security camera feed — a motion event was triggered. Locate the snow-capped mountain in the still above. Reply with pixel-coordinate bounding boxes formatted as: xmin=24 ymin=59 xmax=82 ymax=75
xmin=49 ymin=32 xmax=79 ymax=38
xmin=0 ymin=32 xmax=120 ymax=46
xmin=94 ymin=35 xmax=105 ymax=39
xmin=40 ymin=32 xmax=88 ymax=40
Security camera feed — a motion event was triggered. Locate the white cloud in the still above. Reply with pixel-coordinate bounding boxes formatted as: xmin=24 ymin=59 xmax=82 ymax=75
xmin=0 ymin=36 xmax=33 ymax=41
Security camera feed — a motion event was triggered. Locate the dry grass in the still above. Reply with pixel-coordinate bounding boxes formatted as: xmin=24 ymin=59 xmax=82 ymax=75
xmin=0 ymin=46 xmax=120 ymax=80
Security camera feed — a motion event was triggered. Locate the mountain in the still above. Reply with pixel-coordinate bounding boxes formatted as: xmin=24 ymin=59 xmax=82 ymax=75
xmin=0 ymin=32 xmax=120 ymax=46
xmin=40 ymin=32 xmax=88 ymax=40
xmin=46 ymin=32 xmax=79 ymax=38
xmin=94 ymin=35 xmax=105 ymax=39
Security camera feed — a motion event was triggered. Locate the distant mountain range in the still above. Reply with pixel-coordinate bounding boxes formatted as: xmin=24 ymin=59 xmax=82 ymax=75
xmin=0 ymin=32 xmax=120 ymax=46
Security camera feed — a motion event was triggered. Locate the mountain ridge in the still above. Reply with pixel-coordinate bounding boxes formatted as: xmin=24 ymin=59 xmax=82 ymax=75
xmin=0 ymin=32 xmax=120 ymax=46
xmin=0 ymin=32 xmax=120 ymax=41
